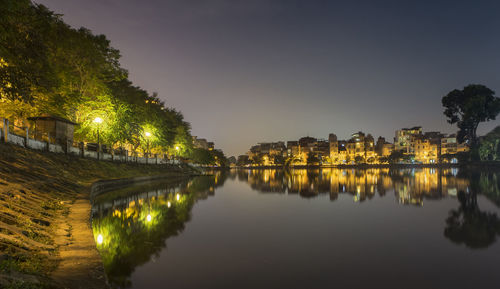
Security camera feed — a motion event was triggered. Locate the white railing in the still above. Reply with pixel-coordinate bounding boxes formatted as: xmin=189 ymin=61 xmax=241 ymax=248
xmin=1 ymin=117 xmax=183 ymax=166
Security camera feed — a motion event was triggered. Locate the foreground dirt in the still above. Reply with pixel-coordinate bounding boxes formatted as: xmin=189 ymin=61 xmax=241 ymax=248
xmin=0 ymin=143 xmax=193 ymax=288
xmin=51 ymin=196 xmax=107 ymax=289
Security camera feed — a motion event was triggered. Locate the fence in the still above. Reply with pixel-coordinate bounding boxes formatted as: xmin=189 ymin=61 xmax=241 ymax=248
xmin=0 ymin=117 xmax=182 ymax=166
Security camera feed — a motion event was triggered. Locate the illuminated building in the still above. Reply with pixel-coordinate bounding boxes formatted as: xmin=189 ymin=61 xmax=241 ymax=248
xmin=364 ymin=134 xmax=376 ymax=162
xmin=315 ymin=139 xmax=330 ymax=163
xmin=287 ymin=141 xmax=299 ymax=157
xmin=192 ymin=136 xmax=209 ymax=149
xmin=441 ymin=134 xmax=468 ymax=154
xmin=375 ymin=137 xmax=394 ymax=157
xmin=329 ymin=133 xmax=339 ymax=164
xmin=344 ymin=132 xmax=377 ymax=163
xmin=248 ymin=142 xmax=287 ymax=165
xmin=413 ymin=137 xmax=438 ymax=163
xmin=242 ymin=127 xmax=468 ymax=166
xmin=395 ymin=126 xmax=422 ymax=153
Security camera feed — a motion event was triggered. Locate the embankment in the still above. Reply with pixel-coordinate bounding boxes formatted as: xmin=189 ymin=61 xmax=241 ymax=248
xmin=0 ymin=143 xmax=196 ymax=288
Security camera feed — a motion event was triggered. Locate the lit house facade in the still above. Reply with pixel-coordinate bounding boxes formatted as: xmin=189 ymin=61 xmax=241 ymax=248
xmin=395 ymin=126 xmax=422 ymax=153
xmin=413 ymin=137 xmax=439 ymax=163
xmin=242 ymin=126 xmax=469 ymax=166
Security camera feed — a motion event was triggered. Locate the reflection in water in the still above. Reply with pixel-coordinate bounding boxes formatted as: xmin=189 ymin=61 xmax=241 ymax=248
xmin=445 ymin=190 xmax=500 ymax=248
xmin=92 ymin=168 xmax=500 ymax=288
xmin=91 ymin=172 xmax=228 ymax=288
xmin=236 ymin=168 xmax=496 ymax=205
xmin=443 ymin=169 xmax=500 ymax=249
xmin=235 ymin=168 xmax=500 ymax=249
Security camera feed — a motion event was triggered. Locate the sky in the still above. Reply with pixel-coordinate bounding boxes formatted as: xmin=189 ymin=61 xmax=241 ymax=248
xmin=36 ymin=0 xmax=500 ymax=157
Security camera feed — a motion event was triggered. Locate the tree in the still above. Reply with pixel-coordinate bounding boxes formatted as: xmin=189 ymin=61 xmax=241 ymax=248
xmin=354 ymin=156 xmax=365 ymax=164
xmin=212 ymin=149 xmax=228 ymax=167
xmin=251 ymin=154 xmax=264 ymax=165
xmin=444 ymin=190 xmax=500 ymax=249
xmin=306 ymin=154 xmax=319 ymax=165
xmin=442 ymin=85 xmax=500 ymax=150
xmin=190 ymin=148 xmax=215 ymax=165
xmin=378 ymin=156 xmax=389 ymax=164
xmin=478 ymin=126 xmax=500 ymax=161
xmin=284 ymin=155 xmax=301 ymax=167
xmin=227 ymin=156 xmax=236 ymax=165
xmin=401 ymin=154 xmax=415 ymax=163
xmin=388 ymin=150 xmax=404 ymax=164
xmin=273 ymin=154 xmax=285 ymax=165
xmin=0 ymin=0 xmax=57 ymax=103
xmin=0 ymin=0 xmax=209 ymax=161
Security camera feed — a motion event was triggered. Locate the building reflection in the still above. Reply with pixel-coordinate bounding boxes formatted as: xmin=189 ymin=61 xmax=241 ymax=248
xmin=236 ymin=168 xmax=500 ymax=249
xmin=91 ymin=172 xmax=228 ymax=288
xmin=92 ymin=169 xmax=500 ymax=288
xmin=234 ymin=168 xmax=497 ymax=206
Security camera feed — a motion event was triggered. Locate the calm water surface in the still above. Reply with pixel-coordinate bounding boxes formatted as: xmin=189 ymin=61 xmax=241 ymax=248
xmin=92 ymin=168 xmax=500 ymax=289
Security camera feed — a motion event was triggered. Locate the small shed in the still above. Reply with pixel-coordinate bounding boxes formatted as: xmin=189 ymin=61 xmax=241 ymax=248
xmin=28 ymin=115 xmax=77 ymax=146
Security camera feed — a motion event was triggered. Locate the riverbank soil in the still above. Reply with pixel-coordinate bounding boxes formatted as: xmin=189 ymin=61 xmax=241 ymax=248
xmin=0 ymin=143 xmax=195 ymax=288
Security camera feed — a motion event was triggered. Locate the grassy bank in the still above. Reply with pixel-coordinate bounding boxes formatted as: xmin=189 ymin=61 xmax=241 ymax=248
xmin=0 ymin=143 xmax=196 ymax=288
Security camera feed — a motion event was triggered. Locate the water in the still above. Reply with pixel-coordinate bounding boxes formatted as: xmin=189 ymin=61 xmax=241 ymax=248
xmin=91 ymin=168 xmax=500 ymax=289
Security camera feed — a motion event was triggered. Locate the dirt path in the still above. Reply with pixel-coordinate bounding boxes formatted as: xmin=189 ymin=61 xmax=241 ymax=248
xmin=0 ymin=143 xmax=195 ymax=287
xmin=51 ymin=193 xmax=108 ymax=289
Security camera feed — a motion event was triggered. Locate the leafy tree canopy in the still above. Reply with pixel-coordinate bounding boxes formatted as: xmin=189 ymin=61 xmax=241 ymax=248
xmin=0 ymin=0 xmax=201 ymax=160
xmin=442 ymin=84 xmax=500 ymax=147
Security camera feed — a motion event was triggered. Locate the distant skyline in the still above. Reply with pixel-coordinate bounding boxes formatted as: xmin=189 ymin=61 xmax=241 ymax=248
xmin=36 ymin=0 xmax=500 ymax=156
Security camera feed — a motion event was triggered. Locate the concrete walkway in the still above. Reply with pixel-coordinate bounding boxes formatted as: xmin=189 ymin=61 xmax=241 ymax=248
xmin=51 ymin=193 xmax=108 ymax=289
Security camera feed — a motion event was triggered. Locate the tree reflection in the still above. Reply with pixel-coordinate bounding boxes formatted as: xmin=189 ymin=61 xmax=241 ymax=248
xmin=93 ymin=169 xmax=500 ymax=288
xmin=444 ymin=170 xmax=500 ymax=249
xmin=91 ymin=172 xmax=227 ymax=288
xmin=444 ymin=190 xmax=500 ymax=248
xmin=233 ymin=168 xmax=500 ymax=249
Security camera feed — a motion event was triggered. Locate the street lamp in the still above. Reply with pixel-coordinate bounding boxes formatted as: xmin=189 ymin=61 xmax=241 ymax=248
xmin=175 ymin=146 xmax=180 ymax=160
xmin=145 ymin=132 xmax=151 ymax=160
xmin=97 ymin=234 xmax=103 ymax=245
xmin=93 ymin=117 xmax=103 ymax=160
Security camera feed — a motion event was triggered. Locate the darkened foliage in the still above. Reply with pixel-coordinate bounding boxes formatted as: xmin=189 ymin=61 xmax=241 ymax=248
xmin=442 ymin=85 xmax=500 ymax=152
xmin=0 ymin=0 xmax=197 ymax=158
xmin=479 ymin=126 xmax=500 ymax=161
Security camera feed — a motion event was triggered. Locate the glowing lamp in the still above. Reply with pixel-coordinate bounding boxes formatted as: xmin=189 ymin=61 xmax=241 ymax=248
xmin=147 ymin=214 xmax=152 ymax=222
xmin=97 ymin=234 xmax=104 ymax=244
xmin=145 ymin=132 xmax=151 ymax=137
xmin=93 ymin=117 xmax=103 ymax=124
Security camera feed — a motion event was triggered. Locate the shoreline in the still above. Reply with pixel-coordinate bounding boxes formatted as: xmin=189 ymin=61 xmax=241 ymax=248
xmin=0 ymin=143 xmax=197 ymax=288
xmin=232 ymin=162 xmax=500 ymax=170
xmin=52 ymin=173 xmax=195 ymax=289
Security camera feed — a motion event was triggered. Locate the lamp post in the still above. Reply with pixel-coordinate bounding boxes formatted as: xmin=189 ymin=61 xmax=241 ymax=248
xmin=175 ymin=146 xmax=180 ymax=161
xmin=93 ymin=117 xmax=103 ymax=160
xmin=145 ymin=132 xmax=151 ymax=163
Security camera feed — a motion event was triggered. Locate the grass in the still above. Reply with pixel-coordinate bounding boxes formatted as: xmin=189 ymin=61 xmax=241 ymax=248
xmin=0 ymin=142 xmax=195 ymax=287
xmin=3 ymin=281 xmax=55 ymax=289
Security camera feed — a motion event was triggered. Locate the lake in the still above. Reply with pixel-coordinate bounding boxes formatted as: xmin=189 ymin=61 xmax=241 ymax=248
xmin=91 ymin=168 xmax=500 ymax=289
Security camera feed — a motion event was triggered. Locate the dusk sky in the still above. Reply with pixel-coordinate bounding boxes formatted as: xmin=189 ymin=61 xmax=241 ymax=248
xmin=36 ymin=0 xmax=500 ymax=157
